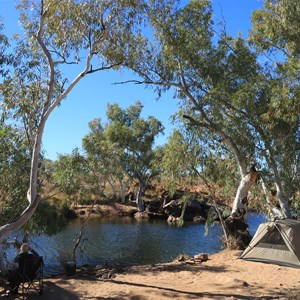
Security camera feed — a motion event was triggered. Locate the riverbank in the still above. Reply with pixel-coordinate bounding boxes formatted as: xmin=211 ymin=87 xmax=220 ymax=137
xmin=71 ymin=201 xmax=139 ymax=218
xmin=11 ymin=249 xmax=300 ymax=300
xmin=70 ymin=197 xmax=215 ymax=224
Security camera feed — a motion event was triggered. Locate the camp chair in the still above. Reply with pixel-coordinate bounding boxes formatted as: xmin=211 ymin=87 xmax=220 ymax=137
xmin=18 ymin=256 xmax=44 ymax=299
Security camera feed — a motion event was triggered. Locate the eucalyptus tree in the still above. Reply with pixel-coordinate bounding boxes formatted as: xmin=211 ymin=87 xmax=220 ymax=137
xmin=251 ymin=0 xmax=300 ymax=61
xmin=0 ymin=0 xmax=148 ymax=242
xmin=160 ymin=129 xmax=205 ymax=186
xmin=106 ymin=101 xmax=164 ymax=211
xmin=0 ymin=22 xmax=12 ymax=79
xmin=118 ymin=0 xmax=260 ymax=245
xmin=82 ymin=118 xmax=127 ymax=202
xmin=119 ymin=0 xmax=299 ymax=246
xmin=250 ymin=0 xmax=300 ymax=216
xmin=83 ymin=101 xmax=164 ymax=211
xmin=52 ymin=149 xmax=92 ymax=203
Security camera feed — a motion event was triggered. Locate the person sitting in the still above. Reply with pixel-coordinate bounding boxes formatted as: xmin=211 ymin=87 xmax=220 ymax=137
xmin=6 ymin=243 xmax=39 ymax=295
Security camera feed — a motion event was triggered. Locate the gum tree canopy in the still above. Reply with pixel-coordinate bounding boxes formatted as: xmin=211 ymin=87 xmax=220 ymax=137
xmin=121 ymin=0 xmax=298 ymax=247
xmin=0 ymin=0 xmax=148 ymax=242
xmin=82 ymin=101 xmax=164 ymax=211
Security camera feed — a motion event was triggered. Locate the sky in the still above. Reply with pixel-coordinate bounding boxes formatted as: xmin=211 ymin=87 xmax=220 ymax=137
xmin=1 ymin=0 xmax=263 ymax=161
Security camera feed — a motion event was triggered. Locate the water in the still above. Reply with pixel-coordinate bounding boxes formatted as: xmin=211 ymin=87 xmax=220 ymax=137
xmin=5 ymin=213 xmax=267 ymax=276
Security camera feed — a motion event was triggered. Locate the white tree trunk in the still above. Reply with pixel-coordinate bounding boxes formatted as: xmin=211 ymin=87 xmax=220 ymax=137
xmin=0 ymin=118 xmax=44 ymax=243
xmin=136 ymin=182 xmax=145 ymax=212
xmin=260 ymin=178 xmax=284 ymax=219
xmin=119 ymin=179 xmax=126 ymax=203
xmin=275 ymin=183 xmax=291 ymax=218
xmin=231 ymin=168 xmax=259 ymax=219
xmin=265 ymin=153 xmax=291 ymax=218
xmin=106 ymin=177 xmax=118 ymax=199
xmin=183 ymin=103 xmax=257 ymax=249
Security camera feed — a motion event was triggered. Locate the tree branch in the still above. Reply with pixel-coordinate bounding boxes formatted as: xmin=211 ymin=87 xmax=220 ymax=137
xmin=183 ymin=114 xmax=247 ymax=176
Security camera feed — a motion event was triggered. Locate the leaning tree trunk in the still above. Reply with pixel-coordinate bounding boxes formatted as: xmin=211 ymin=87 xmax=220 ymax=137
xmin=271 ymin=161 xmax=291 ymax=218
xmin=263 ymin=144 xmax=291 ymax=218
xmin=275 ymin=184 xmax=291 ymax=219
xmin=106 ymin=177 xmax=118 ymax=199
xmin=225 ymin=166 xmax=259 ymax=249
xmin=260 ymin=177 xmax=284 ymax=219
xmin=0 ymin=120 xmax=44 ymax=242
xmin=182 ymin=111 xmax=259 ymax=249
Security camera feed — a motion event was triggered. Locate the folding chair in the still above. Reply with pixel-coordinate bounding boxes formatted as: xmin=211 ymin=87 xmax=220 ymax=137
xmin=18 ymin=256 xmax=44 ymax=299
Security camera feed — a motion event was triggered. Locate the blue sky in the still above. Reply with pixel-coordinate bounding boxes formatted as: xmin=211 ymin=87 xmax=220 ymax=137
xmin=1 ymin=0 xmax=263 ymax=160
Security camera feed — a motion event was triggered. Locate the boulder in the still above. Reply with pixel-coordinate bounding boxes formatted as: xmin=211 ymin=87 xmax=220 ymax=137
xmin=194 ymin=253 xmax=209 ymax=262
xmin=193 ymin=216 xmax=206 ymax=224
xmin=134 ymin=211 xmax=150 ymax=220
xmin=167 ymin=215 xmax=180 ymax=224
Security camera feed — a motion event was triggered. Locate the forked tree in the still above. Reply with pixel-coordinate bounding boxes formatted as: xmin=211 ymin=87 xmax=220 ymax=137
xmin=0 ymin=0 xmax=146 ymax=243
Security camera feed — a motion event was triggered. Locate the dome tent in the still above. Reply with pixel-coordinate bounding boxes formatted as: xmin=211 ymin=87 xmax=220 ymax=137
xmin=240 ymin=219 xmax=300 ymax=268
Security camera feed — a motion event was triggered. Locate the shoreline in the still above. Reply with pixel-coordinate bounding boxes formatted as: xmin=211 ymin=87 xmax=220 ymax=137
xmin=32 ymin=249 xmax=300 ymax=299
xmin=1 ymin=249 xmax=299 ymax=299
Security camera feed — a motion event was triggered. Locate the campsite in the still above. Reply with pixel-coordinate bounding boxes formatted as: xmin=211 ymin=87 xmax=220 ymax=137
xmin=3 ymin=249 xmax=298 ymax=300
xmin=32 ymin=218 xmax=300 ymax=299
xmin=1 ymin=0 xmax=300 ymax=299
xmin=1 ymin=209 xmax=300 ymax=299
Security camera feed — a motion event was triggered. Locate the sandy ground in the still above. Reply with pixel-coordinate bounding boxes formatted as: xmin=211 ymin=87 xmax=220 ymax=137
xmin=3 ymin=249 xmax=298 ymax=300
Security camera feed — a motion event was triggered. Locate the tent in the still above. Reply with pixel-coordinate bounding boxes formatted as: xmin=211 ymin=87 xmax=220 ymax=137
xmin=240 ymin=219 xmax=300 ymax=268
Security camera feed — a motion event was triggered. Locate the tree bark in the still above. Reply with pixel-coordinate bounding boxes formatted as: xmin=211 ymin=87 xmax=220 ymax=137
xmin=231 ymin=167 xmax=259 ymax=219
xmin=106 ymin=177 xmax=118 ymax=199
xmin=263 ymin=151 xmax=291 ymax=218
xmin=0 ymin=117 xmax=44 ymax=242
xmin=260 ymin=177 xmax=284 ymax=219
xmin=182 ymin=114 xmax=257 ymax=249
xmin=275 ymin=183 xmax=291 ymax=219
xmin=136 ymin=182 xmax=145 ymax=212
xmin=225 ymin=167 xmax=259 ymax=249
xmin=119 ymin=179 xmax=126 ymax=203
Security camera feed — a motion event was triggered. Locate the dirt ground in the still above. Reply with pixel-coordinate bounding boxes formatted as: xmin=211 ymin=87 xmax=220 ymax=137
xmin=2 ymin=249 xmax=298 ymax=300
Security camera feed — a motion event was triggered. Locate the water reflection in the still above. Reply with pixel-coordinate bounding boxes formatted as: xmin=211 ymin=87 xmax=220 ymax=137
xmin=55 ymin=217 xmax=224 ymax=266
xmin=6 ymin=213 xmax=267 ymax=275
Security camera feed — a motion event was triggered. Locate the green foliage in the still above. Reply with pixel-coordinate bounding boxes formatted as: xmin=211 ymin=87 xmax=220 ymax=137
xmin=123 ymin=0 xmax=299 ymax=215
xmin=0 ymin=124 xmax=31 ymax=224
xmin=250 ymin=0 xmax=300 ymax=57
xmin=160 ymin=129 xmax=206 ymax=189
xmin=293 ymin=197 xmax=300 ymax=215
xmin=0 ymin=36 xmax=60 ymax=147
xmin=0 ymin=124 xmax=70 ymax=235
xmin=203 ymin=155 xmax=239 ymax=202
xmin=82 ymin=118 xmax=124 ymax=200
xmin=205 ymin=207 xmax=217 ymax=236
xmin=16 ymin=0 xmax=147 ymax=66
xmin=52 ymin=149 xmax=93 ymax=202
xmin=0 ymin=22 xmax=12 ymax=78
xmin=0 ymin=0 xmax=161 ymax=241
xmin=249 ymin=0 xmax=300 ymax=210
xmin=177 ymin=194 xmax=192 ymax=227
xmin=83 ymin=101 xmax=164 ymax=190
xmin=24 ymin=200 xmax=69 ymax=235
